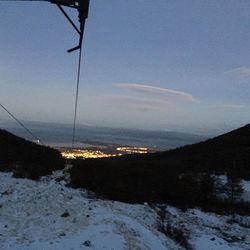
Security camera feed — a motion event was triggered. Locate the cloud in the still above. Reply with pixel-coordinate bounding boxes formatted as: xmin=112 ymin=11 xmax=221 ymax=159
xmin=115 ymin=83 xmax=195 ymax=102
xmin=96 ymin=95 xmax=166 ymax=112
xmin=209 ymin=103 xmax=247 ymax=110
xmin=225 ymin=67 xmax=250 ymax=78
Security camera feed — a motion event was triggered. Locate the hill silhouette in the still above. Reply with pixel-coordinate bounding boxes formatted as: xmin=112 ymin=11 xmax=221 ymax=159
xmin=152 ymin=123 xmax=250 ymax=175
xmin=0 ymin=129 xmax=64 ymax=179
xmin=69 ymin=124 xmax=250 ymax=205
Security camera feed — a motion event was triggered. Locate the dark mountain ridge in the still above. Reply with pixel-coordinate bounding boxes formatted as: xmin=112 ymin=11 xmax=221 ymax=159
xmin=152 ymin=123 xmax=250 ymax=175
xmin=0 ymin=129 xmax=64 ymax=178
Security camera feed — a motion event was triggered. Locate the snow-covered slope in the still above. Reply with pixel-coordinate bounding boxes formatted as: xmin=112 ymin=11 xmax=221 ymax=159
xmin=242 ymin=180 xmax=250 ymax=202
xmin=0 ymin=172 xmax=250 ymax=250
xmin=0 ymin=172 xmax=176 ymax=250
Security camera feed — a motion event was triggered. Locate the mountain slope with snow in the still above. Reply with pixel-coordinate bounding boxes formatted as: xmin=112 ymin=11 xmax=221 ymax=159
xmin=0 ymin=172 xmax=176 ymax=250
xmin=0 ymin=172 xmax=250 ymax=250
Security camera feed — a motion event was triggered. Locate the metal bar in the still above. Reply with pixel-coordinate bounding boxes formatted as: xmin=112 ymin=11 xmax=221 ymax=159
xmin=0 ymin=0 xmax=77 ymax=6
xmin=57 ymin=4 xmax=81 ymax=35
xmin=0 ymin=0 xmax=79 ymax=6
xmin=0 ymin=0 xmax=48 ymax=2
xmin=67 ymin=45 xmax=80 ymax=53
xmin=51 ymin=0 xmax=78 ymax=8
xmin=0 ymin=103 xmax=42 ymax=144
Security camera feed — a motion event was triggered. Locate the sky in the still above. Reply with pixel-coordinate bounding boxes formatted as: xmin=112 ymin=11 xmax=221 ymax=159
xmin=1 ymin=0 xmax=250 ymax=135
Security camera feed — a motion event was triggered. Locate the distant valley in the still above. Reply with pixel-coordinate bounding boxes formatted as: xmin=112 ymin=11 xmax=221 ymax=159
xmin=1 ymin=120 xmax=207 ymax=150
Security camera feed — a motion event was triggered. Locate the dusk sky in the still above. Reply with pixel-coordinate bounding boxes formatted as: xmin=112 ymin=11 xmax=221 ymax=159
xmin=1 ymin=0 xmax=250 ymax=135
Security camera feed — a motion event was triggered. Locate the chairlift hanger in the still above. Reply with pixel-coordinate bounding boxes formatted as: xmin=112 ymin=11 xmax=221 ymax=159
xmin=1 ymin=0 xmax=90 ymax=53
xmin=1 ymin=0 xmax=91 ymax=146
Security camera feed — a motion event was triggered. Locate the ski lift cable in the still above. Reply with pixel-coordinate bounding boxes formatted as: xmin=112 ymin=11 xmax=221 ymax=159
xmin=0 ymin=103 xmax=42 ymax=144
xmin=71 ymin=10 xmax=87 ymax=148
xmin=0 ymin=0 xmax=90 ymax=147
xmin=72 ymin=40 xmax=83 ymax=147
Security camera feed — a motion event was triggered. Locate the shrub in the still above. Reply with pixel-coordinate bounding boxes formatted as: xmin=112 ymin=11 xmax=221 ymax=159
xmin=164 ymin=222 xmax=192 ymax=250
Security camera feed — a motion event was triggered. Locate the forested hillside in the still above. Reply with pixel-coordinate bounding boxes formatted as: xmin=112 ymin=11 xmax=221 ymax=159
xmin=69 ymin=124 xmax=250 ymax=211
xmin=0 ymin=129 xmax=64 ymax=179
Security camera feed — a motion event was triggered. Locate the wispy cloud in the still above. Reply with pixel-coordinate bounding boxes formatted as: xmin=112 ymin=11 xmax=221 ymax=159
xmin=209 ymin=103 xmax=247 ymax=109
xmin=224 ymin=67 xmax=250 ymax=78
xmin=96 ymin=95 xmax=166 ymax=112
xmin=115 ymin=83 xmax=195 ymax=102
